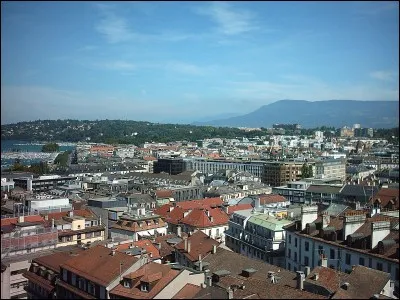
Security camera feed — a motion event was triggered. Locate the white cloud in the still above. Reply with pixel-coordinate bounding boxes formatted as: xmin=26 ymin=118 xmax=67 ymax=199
xmin=94 ymin=3 xmax=194 ymax=44
xmin=370 ymin=71 xmax=397 ymax=81
xmin=97 ymin=60 xmax=136 ymax=71
xmin=95 ymin=4 xmax=134 ymax=43
xmin=195 ymin=2 xmax=258 ymax=35
xmin=218 ymin=74 xmax=399 ymax=103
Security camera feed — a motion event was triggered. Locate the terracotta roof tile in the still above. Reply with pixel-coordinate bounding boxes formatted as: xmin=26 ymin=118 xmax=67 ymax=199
xmin=60 ymin=245 xmax=139 ymax=286
xmin=1 ymin=215 xmax=44 ymax=227
xmin=180 ymin=208 xmax=229 ymax=228
xmin=175 ymin=231 xmax=220 ymax=262
xmin=110 ymin=262 xmax=180 ymax=299
xmin=259 ymin=194 xmax=287 ymax=205
xmin=115 ymin=239 xmax=161 ymax=260
xmin=227 ymin=204 xmax=253 ymax=215
xmin=172 ymin=283 xmax=202 ymax=299
xmin=155 ymin=189 xmax=173 ymax=198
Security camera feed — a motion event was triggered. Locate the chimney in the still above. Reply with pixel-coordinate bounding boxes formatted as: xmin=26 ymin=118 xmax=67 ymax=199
xmin=44 ymin=214 xmax=49 ymax=221
xmin=187 ymin=240 xmax=191 ymax=253
xmin=322 ymin=212 xmax=330 ymax=228
xmin=301 ymin=205 xmax=318 ymax=230
xmin=320 ymin=255 xmax=328 ymax=268
xmin=212 ymin=244 xmax=217 ymax=254
xmin=111 ymin=249 xmax=116 ymax=256
xmin=51 ymin=218 xmax=55 ymax=228
xmin=227 ymin=287 xmax=234 ymax=299
xmin=371 ymin=221 xmax=391 ymax=249
xmin=177 ymin=226 xmax=182 ymax=237
xmin=343 ymin=213 xmax=366 ymax=241
xmin=18 ymin=215 xmax=24 ymax=223
xmin=198 ymin=254 xmax=203 ymax=271
xmin=296 ymin=271 xmax=305 ymax=290
xmin=206 ymin=275 xmax=212 ymax=287
xmin=69 ymin=211 xmax=74 ymax=217
xmin=184 ymin=238 xmax=188 ymax=251
xmin=304 ymin=266 xmax=311 ymax=277
xmin=99 ymin=215 xmax=102 ymax=225
xmin=314 ymin=273 xmax=319 ymax=280
xmin=210 ymin=216 xmax=214 ymax=223
xmin=255 ymin=197 xmax=260 ymax=209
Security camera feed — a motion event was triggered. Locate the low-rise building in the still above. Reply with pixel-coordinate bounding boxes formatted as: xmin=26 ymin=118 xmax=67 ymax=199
xmin=225 ymin=209 xmax=294 ymax=267
xmin=110 ymin=208 xmax=168 ymax=241
xmin=284 ymin=205 xmax=399 ymax=295
xmin=109 ymin=262 xmax=204 ymax=299
xmin=272 ymin=181 xmax=311 ymax=204
xmin=56 ymin=245 xmax=146 ymax=299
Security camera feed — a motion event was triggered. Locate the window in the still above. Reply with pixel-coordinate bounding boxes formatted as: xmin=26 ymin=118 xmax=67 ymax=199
xmin=359 ymin=257 xmax=365 ymax=266
xmin=294 ymin=252 xmax=297 ymax=262
xmin=208 ymin=230 xmax=212 ymax=236
xmin=304 ymin=256 xmax=309 ymax=266
xmin=369 ymin=258 xmax=372 ymax=268
xmin=345 ymin=253 xmax=351 ymax=265
xmin=396 ymin=268 xmax=399 ymax=281
xmin=295 ymin=238 xmax=298 ymax=247
xmin=318 ymin=245 xmax=324 ymax=255
xmin=288 ymin=249 xmax=291 ymax=259
xmin=377 ymin=262 xmax=383 ymax=271
xmin=305 ymin=241 xmax=309 ymax=251
xmin=330 ymin=249 xmax=335 ymax=259
xmin=288 ymin=263 xmax=291 ymax=271
xmin=141 ymin=283 xmax=149 ymax=292
xmin=289 ymin=235 xmax=292 ymax=244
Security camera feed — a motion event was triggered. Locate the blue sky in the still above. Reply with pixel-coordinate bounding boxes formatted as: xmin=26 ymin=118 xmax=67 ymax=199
xmin=1 ymin=1 xmax=399 ymax=125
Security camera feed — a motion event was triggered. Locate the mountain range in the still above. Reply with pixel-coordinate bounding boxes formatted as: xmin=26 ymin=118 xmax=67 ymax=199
xmin=192 ymin=100 xmax=399 ymax=129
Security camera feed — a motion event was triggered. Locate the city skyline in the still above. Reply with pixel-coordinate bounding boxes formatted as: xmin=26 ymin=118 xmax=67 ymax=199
xmin=1 ymin=1 xmax=399 ymax=125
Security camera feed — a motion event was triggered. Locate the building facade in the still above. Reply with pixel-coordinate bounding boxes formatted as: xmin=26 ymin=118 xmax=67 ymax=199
xmin=262 ymin=162 xmax=304 ymax=187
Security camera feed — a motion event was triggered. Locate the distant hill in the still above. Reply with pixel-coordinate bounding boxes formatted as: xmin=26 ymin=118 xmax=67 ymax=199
xmin=192 ymin=100 xmax=399 ymax=128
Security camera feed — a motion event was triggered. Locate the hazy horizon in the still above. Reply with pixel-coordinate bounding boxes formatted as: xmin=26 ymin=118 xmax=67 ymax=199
xmin=1 ymin=1 xmax=399 ymax=125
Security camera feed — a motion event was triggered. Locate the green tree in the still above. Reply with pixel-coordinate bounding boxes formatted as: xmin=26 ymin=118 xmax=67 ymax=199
xmin=301 ymin=163 xmax=313 ymax=179
xmin=42 ymin=143 xmax=59 ymax=152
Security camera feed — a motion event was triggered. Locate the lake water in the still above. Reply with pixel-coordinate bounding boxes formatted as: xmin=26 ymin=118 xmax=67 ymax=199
xmin=1 ymin=140 xmax=75 ymax=170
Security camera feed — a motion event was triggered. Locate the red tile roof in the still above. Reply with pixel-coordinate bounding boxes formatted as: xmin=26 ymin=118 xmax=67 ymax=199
xmin=110 ymin=262 xmax=180 ymax=299
xmin=369 ymin=188 xmax=399 ymax=210
xmin=155 ymin=189 xmax=173 ymax=198
xmin=143 ymin=156 xmax=157 ymax=161
xmin=174 ymin=197 xmax=223 ymax=210
xmin=259 ymin=194 xmax=287 ymax=205
xmin=172 ymin=283 xmax=202 ymax=299
xmin=1 ymin=215 xmax=44 ymax=227
xmin=43 ymin=209 xmax=95 ymax=220
xmin=115 ymin=239 xmax=161 ymax=260
xmin=227 ymin=204 xmax=253 ymax=215
xmin=175 ymin=230 xmax=219 ymax=262
xmin=180 ymin=208 xmax=229 ymax=228
xmin=60 ymin=245 xmax=139 ymax=286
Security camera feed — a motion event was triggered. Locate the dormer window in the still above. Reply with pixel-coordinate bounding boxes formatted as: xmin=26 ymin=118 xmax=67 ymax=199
xmin=123 ymin=279 xmax=131 ymax=288
xmin=141 ymin=282 xmax=149 ymax=292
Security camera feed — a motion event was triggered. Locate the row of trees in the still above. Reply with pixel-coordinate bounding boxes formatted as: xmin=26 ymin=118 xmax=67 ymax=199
xmin=2 ymin=120 xmax=398 ymax=145
xmin=8 ymin=159 xmax=49 ymax=175
xmin=41 ymin=143 xmax=60 ymax=152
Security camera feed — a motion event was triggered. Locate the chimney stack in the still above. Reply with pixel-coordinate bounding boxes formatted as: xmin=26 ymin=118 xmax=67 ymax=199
xmin=300 ymin=205 xmax=318 ymax=230
xmin=51 ymin=218 xmax=55 ymax=228
xmin=184 ymin=238 xmax=188 ymax=251
xmin=69 ymin=211 xmax=74 ymax=217
xmin=210 ymin=216 xmax=214 ymax=223
xmin=198 ymin=254 xmax=203 ymax=271
xmin=320 ymin=255 xmax=328 ymax=268
xmin=371 ymin=221 xmax=391 ymax=249
xmin=44 ymin=214 xmax=49 ymax=221
xmin=18 ymin=215 xmax=24 ymax=223
xmin=296 ymin=271 xmax=305 ymax=290
xmin=177 ymin=226 xmax=182 ymax=237
xmin=322 ymin=212 xmax=330 ymax=228
xmin=187 ymin=240 xmax=191 ymax=253
xmin=111 ymin=249 xmax=116 ymax=256
xmin=304 ymin=266 xmax=311 ymax=277
xmin=227 ymin=287 xmax=234 ymax=299
xmin=212 ymin=244 xmax=217 ymax=254
xmin=343 ymin=213 xmax=366 ymax=241
xmin=206 ymin=276 xmax=212 ymax=287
